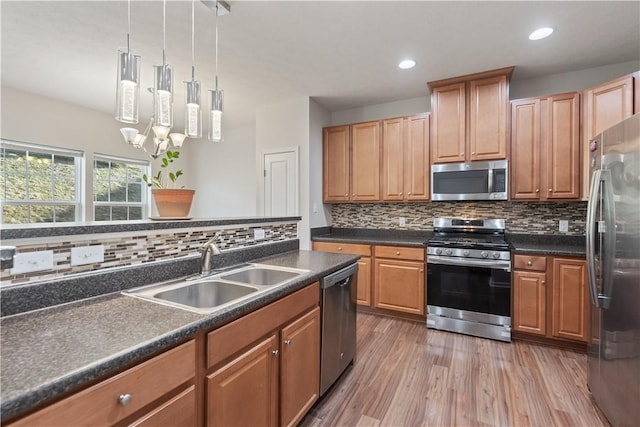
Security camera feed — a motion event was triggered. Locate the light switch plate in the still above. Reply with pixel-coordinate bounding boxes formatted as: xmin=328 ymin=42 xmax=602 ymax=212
xmin=71 ymin=245 xmax=105 ymax=266
xmin=254 ymin=228 xmax=266 ymax=240
xmin=399 ymin=217 xmax=406 ymax=226
xmin=11 ymin=251 xmax=54 ymax=275
xmin=559 ymin=220 xmax=569 ymax=232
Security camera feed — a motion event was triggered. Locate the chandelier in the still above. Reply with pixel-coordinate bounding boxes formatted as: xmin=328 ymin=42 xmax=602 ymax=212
xmin=115 ymin=0 xmax=227 ymax=159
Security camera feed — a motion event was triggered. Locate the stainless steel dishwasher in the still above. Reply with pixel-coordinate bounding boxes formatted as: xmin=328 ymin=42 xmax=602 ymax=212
xmin=320 ymin=262 xmax=358 ymax=396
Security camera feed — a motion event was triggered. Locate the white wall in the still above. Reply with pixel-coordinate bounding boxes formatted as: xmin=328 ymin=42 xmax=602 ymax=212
xmin=1 ymin=87 xmax=149 ymax=220
xmin=309 ymin=99 xmax=332 ymax=228
xmin=183 ymin=124 xmax=257 ymax=218
xmin=255 ymin=97 xmax=311 ymax=248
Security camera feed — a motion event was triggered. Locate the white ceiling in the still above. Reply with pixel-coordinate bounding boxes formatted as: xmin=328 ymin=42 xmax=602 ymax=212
xmin=2 ymin=1 xmax=639 ymax=129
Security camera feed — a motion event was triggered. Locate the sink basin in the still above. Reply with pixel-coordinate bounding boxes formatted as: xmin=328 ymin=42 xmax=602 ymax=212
xmin=123 ymin=263 xmax=309 ymax=314
xmin=152 ymin=281 xmax=259 ymax=309
xmin=220 ymin=267 xmax=300 ymax=287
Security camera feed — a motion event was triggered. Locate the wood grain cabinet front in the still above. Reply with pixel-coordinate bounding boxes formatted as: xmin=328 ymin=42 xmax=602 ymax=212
xmin=374 ymin=246 xmax=425 ymax=316
xmin=7 ymin=340 xmax=196 ymax=427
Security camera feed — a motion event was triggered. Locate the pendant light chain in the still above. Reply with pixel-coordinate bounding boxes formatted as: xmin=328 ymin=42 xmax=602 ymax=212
xmin=215 ymin=1 xmax=219 ymax=90
xmin=162 ymin=0 xmax=166 ymax=65
xmin=191 ymin=0 xmax=196 ymax=80
xmin=126 ymin=0 xmax=131 ymax=52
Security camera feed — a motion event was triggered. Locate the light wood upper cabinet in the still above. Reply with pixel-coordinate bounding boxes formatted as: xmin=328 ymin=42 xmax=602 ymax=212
xmin=351 ymin=121 xmax=381 ymax=201
xmin=510 ymin=92 xmax=580 ymax=200
xmin=582 ymin=74 xmax=635 ymax=198
xmin=429 ymin=67 xmax=512 ymax=164
xmin=323 ymin=125 xmax=350 ymax=202
xmin=381 ymin=114 xmax=430 ymax=201
xmin=551 ymin=258 xmax=589 ymax=342
xmin=469 ymin=75 xmax=509 ymax=160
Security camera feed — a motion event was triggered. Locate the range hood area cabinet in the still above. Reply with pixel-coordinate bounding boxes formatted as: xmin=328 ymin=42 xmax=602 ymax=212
xmin=510 ymin=92 xmax=581 ymax=200
xmin=322 ymin=121 xmax=381 ymax=203
xmin=428 ymin=66 xmax=513 ymax=164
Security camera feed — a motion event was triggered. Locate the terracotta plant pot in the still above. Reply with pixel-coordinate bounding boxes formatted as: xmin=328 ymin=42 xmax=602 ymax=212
xmin=152 ymin=188 xmax=195 ymax=217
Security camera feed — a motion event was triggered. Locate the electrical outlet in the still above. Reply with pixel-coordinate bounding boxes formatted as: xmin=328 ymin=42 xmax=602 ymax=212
xmin=71 ymin=245 xmax=105 ymax=266
xmin=559 ymin=220 xmax=569 ymax=232
xmin=11 ymin=251 xmax=54 ymax=275
xmin=399 ymin=217 xmax=406 ymax=227
xmin=254 ymin=228 xmax=266 ymax=240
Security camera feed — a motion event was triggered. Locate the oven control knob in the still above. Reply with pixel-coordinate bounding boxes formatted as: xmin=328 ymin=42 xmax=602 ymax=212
xmin=492 ymin=252 xmax=500 ymax=259
xmin=481 ymin=251 xmax=488 ymax=258
xmin=462 ymin=250 xmax=470 ymax=257
xmin=435 ymin=248 xmax=442 ymax=255
xmin=445 ymin=249 xmax=453 ymax=256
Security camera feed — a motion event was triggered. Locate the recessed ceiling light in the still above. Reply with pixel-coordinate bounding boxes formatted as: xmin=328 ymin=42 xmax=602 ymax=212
xmin=529 ymin=27 xmax=554 ymax=41
xmin=398 ymin=59 xmax=416 ymax=69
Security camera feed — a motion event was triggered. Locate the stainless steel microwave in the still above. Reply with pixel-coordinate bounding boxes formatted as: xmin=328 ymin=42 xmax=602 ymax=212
xmin=431 ymin=160 xmax=508 ymax=201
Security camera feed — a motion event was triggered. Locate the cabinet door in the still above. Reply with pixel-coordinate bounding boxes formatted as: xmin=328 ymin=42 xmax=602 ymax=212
xmin=280 ymin=308 xmax=320 ymax=427
xmin=381 ymin=117 xmax=405 ymax=201
xmin=510 ymin=98 xmax=541 ymax=199
xmin=207 ymin=335 xmax=279 ymax=427
xmin=129 ymin=386 xmax=196 ymax=427
xmin=431 ymin=83 xmax=466 ymax=163
xmin=634 ymin=71 xmax=640 ymax=115
xmin=356 ymin=256 xmax=372 ymax=306
xmin=351 ymin=121 xmax=381 ymax=201
xmin=551 ymin=258 xmax=589 ymax=342
xmin=405 ymin=114 xmax=430 ymax=200
xmin=545 ymin=93 xmax=580 ymax=199
xmin=513 ymin=271 xmax=547 ymax=335
xmin=323 ymin=126 xmax=350 ymax=202
xmin=374 ymin=259 xmax=425 ymax=315
xmin=469 ymin=75 xmax=508 ymax=160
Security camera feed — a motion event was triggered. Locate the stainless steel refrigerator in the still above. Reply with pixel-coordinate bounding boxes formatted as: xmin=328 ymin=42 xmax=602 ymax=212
xmin=587 ymin=112 xmax=640 ymax=427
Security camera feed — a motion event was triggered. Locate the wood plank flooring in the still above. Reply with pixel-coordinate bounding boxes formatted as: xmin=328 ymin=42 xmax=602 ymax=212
xmin=302 ymin=313 xmax=610 ymax=427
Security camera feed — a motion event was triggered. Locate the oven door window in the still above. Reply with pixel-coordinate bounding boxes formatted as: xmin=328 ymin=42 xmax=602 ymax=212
xmin=432 ymin=170 xmax=489 ymax=195
xmin=427 ymin=263 xmax=510 ymax=316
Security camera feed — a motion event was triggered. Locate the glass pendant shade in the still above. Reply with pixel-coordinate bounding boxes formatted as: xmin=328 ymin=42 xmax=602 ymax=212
xmin=185 ymin=80 xmax=202 ymax=138
xmin=115 ymin=49 xmax=141 ymax=123
xmin=209 ymin=89 xmax=224 ymax=142
xmin=120 ymin=127 xmax=139 ymax=144
xmin=170 ymin=133 xmax=187 ymax=148
xmin=153 ymin=64 xmax=173 ymax=127
xmin=152 ymin=125 xmax=171 ymax=141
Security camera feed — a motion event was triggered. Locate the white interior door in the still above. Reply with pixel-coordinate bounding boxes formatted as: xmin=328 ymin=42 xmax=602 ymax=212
xmin=263 ymin=149 xmax=298 ymax=216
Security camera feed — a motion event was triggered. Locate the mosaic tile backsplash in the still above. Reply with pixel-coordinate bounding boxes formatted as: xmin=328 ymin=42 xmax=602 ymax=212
xmin=330 ymin=202 xmax=587 ymax=235
xmin=0 ymin=223 xmax=298 ymax=286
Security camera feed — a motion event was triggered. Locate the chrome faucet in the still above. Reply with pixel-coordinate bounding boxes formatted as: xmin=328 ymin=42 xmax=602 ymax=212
xmin=200 ymin=235 xmax=222 ymax=276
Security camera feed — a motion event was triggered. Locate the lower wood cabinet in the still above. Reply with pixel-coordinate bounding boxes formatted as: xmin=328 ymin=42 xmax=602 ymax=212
xmin=374 ymin=256 xmax=425 ymax=316
xmin=512 ymin=254 xmax=588 ymax=344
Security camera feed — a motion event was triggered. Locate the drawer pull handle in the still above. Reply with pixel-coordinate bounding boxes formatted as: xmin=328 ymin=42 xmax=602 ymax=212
xmin=527 ymin=261 xmax=532 ymax=266
xmin=118 ymin=393 xmax=132 ymax=406
xmin=284 ymin=339 xmax=291 ymax=345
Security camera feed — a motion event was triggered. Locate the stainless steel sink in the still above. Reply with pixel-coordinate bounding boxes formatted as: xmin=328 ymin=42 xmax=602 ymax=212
xmin=152 ymin=281 xmax=259 ymax=309
xmin=123 ymin=263 xmax=309 ymax=314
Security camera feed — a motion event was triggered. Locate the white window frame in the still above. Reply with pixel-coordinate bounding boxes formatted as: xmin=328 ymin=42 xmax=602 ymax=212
xmin=92 ymin=153 xmax=150 ymax=221
xmin=1 ymin=139 xmax=83 ymax=224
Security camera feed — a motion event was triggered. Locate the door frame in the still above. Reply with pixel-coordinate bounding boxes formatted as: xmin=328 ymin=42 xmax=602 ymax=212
xmin=260 ymin=146 xmax=300 ymax=216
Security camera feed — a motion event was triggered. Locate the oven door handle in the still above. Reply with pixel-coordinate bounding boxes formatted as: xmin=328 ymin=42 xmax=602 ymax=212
xmin=427 ymin=255 xmax=511 ymax=272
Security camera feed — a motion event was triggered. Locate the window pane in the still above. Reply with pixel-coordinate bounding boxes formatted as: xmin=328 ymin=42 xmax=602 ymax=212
xmin=2 ymin=205 xmax=28 ymax=224
xmin=128 ymin=165 xmax=143 ymax=181
xmin=53 ymin=177 xmax=76 ymax=201
xmin=94 ymin=160 xmax=110 ymax=181
xmin=4 ymin=173 xmax=26 ymax=200
xmin=111 ymin=206 xmax=127 ymax=221
xmin=30 ymin=205 xmax=54 ymax=223
xmin=55 ymin=205 xmax=76 ymax=222
xmin=127 ymin=183 xmax=142 ymax=202
xmin=54 ymin=155 xmax=75 ymax=177
xmin=110 ymin=182 xmax=127 ymax=202
xmin=28 ymin=152 xmax=53 ymax=175
xmin=28 ymin=173 xmax=52 ymax=200
xmin=95 ymin=206 xmax=111 ymax=221
xmin=1 ymin=149 xmax=26 ymax=176
xmin=129 ymin=206 xmax=143 ymax=220
xmin=110 ymin=161 xmax=127 ymax=183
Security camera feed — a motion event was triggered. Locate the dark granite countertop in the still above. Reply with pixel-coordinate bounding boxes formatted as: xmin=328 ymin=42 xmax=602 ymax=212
xmin=311 ymin=227 xmax=432 ymax=247
xmin=507 ymin=233 xmax=586 ymax=257
xmin=0 ymin=250 xmax=358 ymax=422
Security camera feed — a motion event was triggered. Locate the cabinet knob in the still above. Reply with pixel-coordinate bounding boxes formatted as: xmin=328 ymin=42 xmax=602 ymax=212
xmin=535 ymin=189 xmax=540 ymax=193
xmin=272 ymin=350 xmax=279 ymax=357
xmin=541 ymin=280 xmax=546 ymax=285
xmin=284 ymin=339 xmax=291 ymax=345
xmin=396 ymin=251 xmax=400 ymax=255
xmin=472 ymin=152 xmax=476 ymax=155
xmin=338 ymin=247 xmax=342 ymax=251
xmin=408 ymin=192 xmax=411 ymax=195
xmin=548 ymin=188 xmax=553 ymax=192
xmin=420 ymin=269 xmax=424 ymax=273
xmin=527 ymin=261 xmax=532 ymax=266
xmin=399 ymin=192 xmax=403 ymax=196
xmin=460 ymin=153 xmax=464 ymax=156
xmin=118 ymin=393 xmax=132 ymax=406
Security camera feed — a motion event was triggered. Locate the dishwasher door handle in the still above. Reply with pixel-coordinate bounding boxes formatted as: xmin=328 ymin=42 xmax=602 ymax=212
xmin=337 ymin=277 xmax=350 ymax=287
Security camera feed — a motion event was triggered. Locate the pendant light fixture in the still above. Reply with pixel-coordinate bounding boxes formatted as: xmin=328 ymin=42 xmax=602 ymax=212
xmin=153 ymin=0 xmax=173 ymax=130
xmin=209 ymin=0 xmax=224 ymax=142
xmin=185 ymin=0 xmax=202 ymax=138
xmin=115 ymin=0 xmax=140 ymax=124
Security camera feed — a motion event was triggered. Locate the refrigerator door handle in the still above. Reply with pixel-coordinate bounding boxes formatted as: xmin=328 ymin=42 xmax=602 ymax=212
xmin=600 ymin=169 xmax=615 ymax=309
xmin=586 ymin=169 xmax=602 ymax=307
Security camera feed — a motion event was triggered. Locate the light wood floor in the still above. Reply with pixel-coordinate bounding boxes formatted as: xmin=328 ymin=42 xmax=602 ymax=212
xmin=302 ymin=313 xmax=610 ymax=427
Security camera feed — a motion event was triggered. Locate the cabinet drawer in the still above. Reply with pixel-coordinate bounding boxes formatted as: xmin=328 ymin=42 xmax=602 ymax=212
xmin=312 ymin=241 xmax=371 ymax=256
xmin=9 ymin=340 xmax=195 ymax=427
xmin=374 ymin=245 xmax=425 ymax=261
xmin=514 ymin=254 xmax=547 ymax=271
xmin=207 ymin=282 xmax=319 ymax=369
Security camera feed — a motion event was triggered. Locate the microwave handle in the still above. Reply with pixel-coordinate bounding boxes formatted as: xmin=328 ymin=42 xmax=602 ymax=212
xmin=488 ymin=168 xmax=493 ymax=192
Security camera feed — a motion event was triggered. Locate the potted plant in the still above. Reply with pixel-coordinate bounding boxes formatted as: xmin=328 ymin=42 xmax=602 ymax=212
xmin=143 ymin=150 xmax=195 ymax=218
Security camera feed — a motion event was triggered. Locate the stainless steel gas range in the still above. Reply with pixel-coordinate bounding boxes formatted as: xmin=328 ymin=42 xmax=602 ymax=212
xmin=426 ymin=218 xmax=512 ymax=342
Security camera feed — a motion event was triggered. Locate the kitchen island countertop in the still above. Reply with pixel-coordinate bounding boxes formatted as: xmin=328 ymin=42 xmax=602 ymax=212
xmin=0 ymin=250 xmax=359 ymax=423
